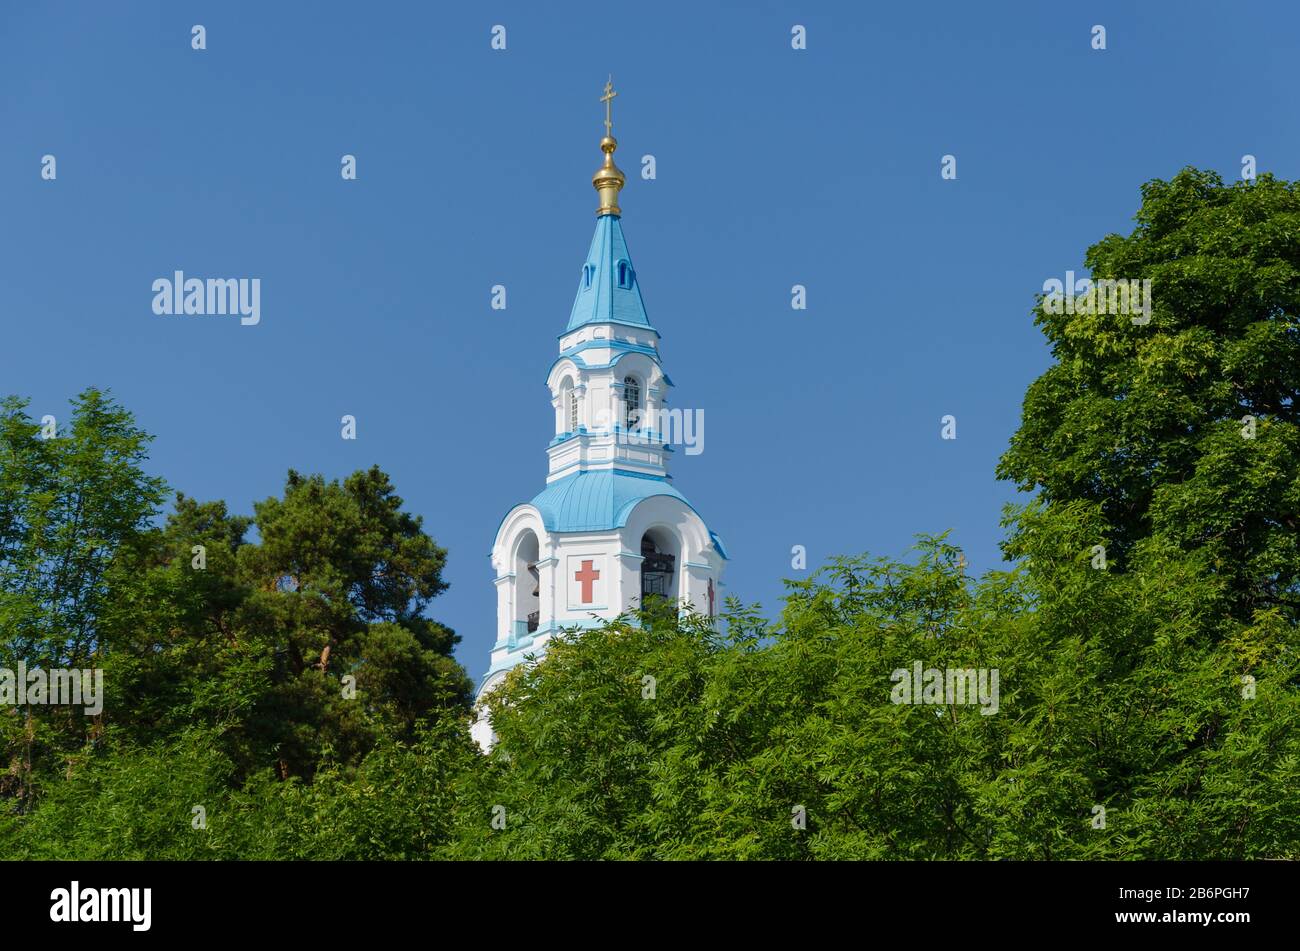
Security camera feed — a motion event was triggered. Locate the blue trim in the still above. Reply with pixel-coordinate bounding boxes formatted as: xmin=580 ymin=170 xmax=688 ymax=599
xmin=614 ymin=467 xmax=672 ymax=482
xmin=546 ymin=425 xmax=672 ymax=454
xmin=556 ymin=321 xmax=661 ymax=342
xmin=709 ymin=530 xmax=730 ymax=561
xmin=560 ymin=338 xmax=660 ymax=361
xmin=508 ymin=619 xmax=536 ymax=651
xmin=547 ymin=344 xmax=667 ymax=384
xmin=544 ymin=458 xmax=668 ymax=481
xmin=548 ymin=428 xmax=589 ymax=447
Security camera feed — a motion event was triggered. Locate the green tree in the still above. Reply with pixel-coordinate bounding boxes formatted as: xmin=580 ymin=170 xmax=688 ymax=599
xmin=102 ymin=466 xmax=474 ymax=782
xmin=2 ymin=390 xmax=477 ymax=844
xmin=999 ymin=168 xmax=1300 ymax=623
xmin=996 ymin=168 xmax=1300 ymax=858
xmin=0 ymin=389 xmax=165 ymax=807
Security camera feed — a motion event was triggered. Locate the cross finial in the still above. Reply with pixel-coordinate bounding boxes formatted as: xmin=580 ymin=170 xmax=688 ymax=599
xmin=592 ymin=78 xmax=625 ymax=216
xmin=600 ymin=76 xmax=618 ymax=137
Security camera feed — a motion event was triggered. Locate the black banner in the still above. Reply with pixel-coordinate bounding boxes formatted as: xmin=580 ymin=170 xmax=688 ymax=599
xmin=1 ymin=860 xmax=1282 ymax=938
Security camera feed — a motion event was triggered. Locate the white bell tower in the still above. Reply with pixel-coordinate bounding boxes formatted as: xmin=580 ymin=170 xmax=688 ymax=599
xmin=471 ymin=83 xmax=727 ymax=750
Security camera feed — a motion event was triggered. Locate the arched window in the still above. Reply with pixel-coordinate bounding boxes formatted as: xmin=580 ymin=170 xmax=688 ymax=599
xmin=640 ymin=531 xmax=677 ymax=601
xmin=623 ymin=376 xmax=640 ymax=429
xmin=617 ymin=261 xmax=632 ymax=289
xmin=515 ymin=531 xmax=540 ymax=639
xmin=559 ymin=379 xmax=578 ymax=436
xmin=582 ymin=265 xmax=595 ymax=289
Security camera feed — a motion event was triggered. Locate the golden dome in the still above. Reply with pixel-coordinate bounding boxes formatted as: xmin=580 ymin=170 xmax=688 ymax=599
xmin=593 ymin=79 xmax=625 ymax=216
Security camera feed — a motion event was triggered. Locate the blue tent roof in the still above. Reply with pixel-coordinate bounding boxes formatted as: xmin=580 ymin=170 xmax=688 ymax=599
xmin=566 ymin=214 xmax=655 ymax=333
xmin=530 ymin=469 xmax=685 ymax=533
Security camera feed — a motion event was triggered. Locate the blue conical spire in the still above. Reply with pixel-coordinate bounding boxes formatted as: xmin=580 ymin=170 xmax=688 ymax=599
xmin=566 ymin=214 xmax=656 ymax=334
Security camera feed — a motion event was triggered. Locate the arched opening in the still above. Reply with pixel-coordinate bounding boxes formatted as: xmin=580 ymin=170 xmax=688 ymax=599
xmin=623 ymin=376 xmax=640 ymax=430
xmin=515 ymin=531 xmax=540 ymax=635
xmin=639 ymin=528 xmax=678 ymax=602
xmin=559 ymin=378 xmax=578 ymax=435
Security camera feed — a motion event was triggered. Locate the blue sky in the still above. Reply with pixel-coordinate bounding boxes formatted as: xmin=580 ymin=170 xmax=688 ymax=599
xmin=2 ymin=1 xmax=1297 ymax=682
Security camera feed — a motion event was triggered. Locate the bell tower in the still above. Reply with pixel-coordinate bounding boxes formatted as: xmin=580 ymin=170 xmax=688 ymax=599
xmin=471 ymin=82 xmax=727 ymax=751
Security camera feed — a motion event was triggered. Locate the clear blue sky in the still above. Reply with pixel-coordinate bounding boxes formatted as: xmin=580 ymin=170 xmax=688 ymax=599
xmin=2 ymin=1 xmax=1297 ymax=681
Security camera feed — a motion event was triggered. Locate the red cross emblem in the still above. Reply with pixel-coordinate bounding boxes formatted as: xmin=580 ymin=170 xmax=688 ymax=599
xmin=574 ymin=559 xmax=600 ymax=604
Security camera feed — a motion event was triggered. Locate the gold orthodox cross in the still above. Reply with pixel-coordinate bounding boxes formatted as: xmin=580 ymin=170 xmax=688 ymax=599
xmin=601 ymin=77 xmax=618 ymax=136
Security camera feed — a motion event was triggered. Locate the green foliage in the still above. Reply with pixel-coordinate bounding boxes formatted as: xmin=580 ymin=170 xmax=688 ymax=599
xmin=446 ymin=598 xmax=742 ymax=859
xmin=449 ymin=542 xmax=1047 ymax=859
xmin=256 ymin=717 xmax=481 ymax=860
xmin=0 ymin=720 xmax=480 ymax=860
xmin=4 ymin=728 xmax=242 ymax=860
